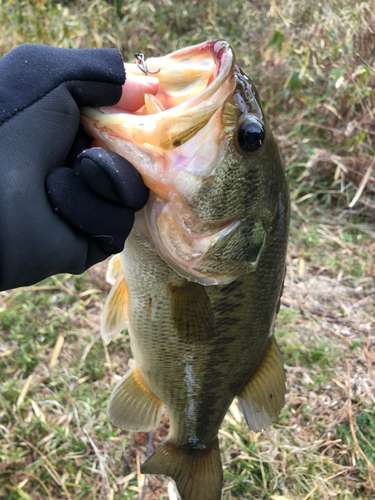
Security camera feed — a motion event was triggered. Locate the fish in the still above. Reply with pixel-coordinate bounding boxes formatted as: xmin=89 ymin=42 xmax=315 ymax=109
xmin=80 ymin=40 xmax=290 ymax=500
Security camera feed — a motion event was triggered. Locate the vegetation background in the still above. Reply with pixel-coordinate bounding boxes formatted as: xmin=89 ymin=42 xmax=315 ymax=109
xmin=0 ymin=0 xmax=374 ymax=499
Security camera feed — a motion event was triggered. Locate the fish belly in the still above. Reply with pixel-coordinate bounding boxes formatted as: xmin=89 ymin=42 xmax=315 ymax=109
xmin=120 ymin=219 xmax=285 ymax=448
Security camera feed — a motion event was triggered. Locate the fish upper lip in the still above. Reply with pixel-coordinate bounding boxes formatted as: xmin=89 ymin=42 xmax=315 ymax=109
xmin=80 ymin=42 xmax=241 ymax=285
xmin=80 ymin=40 xmax=236 ymax=151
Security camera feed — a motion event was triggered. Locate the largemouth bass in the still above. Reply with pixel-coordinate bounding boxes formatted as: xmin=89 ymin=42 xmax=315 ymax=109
xmin=81 ymin=40 xmax=290 ymax=500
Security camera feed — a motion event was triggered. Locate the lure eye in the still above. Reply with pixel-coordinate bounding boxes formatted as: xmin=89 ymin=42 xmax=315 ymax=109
xmin=237 ymin=118 xmax=265 ymax=153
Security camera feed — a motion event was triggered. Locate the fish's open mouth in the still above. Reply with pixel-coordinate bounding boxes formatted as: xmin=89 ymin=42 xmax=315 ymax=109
xmin=81 ymin=41 xmax=239 ymax=285
xmin=82 ymin=41 xmax=234 ymax=146
xmin=81 ymin=41 xmax=235 ymax=197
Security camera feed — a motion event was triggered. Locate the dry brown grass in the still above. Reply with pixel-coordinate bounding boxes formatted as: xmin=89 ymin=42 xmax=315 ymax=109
xmin=0 ymin=1 xmax=374 ymax=499
xmin=1 ymin=206 xmax=374 ymax=499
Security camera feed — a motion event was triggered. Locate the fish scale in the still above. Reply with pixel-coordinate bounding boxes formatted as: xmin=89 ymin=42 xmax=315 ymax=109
xmin=81 ymin=40 xmax=290 ymax=500
xmin=118 ymin=190 xmax=287 ymax=464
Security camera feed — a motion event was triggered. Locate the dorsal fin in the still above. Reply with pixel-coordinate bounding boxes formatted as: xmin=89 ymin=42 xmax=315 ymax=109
xmin=237 ymin=336 xmax=285 ymax=432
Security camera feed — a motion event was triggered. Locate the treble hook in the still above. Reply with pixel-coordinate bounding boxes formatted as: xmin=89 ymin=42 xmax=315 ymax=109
xmin=134 ymin=53 xmax=160 ymax=76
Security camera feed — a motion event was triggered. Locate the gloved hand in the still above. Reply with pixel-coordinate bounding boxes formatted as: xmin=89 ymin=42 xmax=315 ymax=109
xmin=0 ymin=44 xmax=149 ymax=291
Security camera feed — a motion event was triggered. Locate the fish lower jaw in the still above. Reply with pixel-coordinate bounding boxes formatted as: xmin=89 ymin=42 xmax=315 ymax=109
xmin=145 ymin=201 xmax=240 ymax=285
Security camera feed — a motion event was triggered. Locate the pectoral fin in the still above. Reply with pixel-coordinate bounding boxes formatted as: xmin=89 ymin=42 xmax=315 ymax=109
xmin=108 ymin=365 xmax=162 ymax=432
xmin=169 ymin=281 xmax=215 ymax=343
xmin=101 ymin=275 xmax=128 ymax=342
xmin=237 ymin=337 xmax=285 ymax=432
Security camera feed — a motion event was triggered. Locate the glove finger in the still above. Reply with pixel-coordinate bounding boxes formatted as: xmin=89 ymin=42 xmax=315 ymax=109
xmin=65 ymin=125 xmax=93 ymax=172
xmin=77 ymin=148 xmax=149 ymax=210
xmin=66 ymin=80 xmax=122 ymax=107
xmin=0 ymin=45 xmax=125 ymax=126
xmin=46 ymin=168 xmax=135 ymax=253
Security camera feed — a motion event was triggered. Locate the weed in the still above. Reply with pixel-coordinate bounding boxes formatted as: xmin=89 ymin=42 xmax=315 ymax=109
xmin=0 ymin=1 xmax=374 ymax=499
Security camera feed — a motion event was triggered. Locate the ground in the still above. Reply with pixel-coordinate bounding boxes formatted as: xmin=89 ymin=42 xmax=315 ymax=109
xmin=0 ymin=1 xmax=374 ymax=499
xmin=1 ymin=206 xmax=374 ymax=500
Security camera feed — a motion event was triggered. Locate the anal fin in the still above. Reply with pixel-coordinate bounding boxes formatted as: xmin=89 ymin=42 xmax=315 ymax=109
xmin=108 ymin=365 xmax=162 ymax=432
xmin=141 ymin=437 xmax=222 ymax=500
xmin=101 ymin=274 xmax=128 ymax=342
xmin=238 ymin=336 xmax=285 ymax=432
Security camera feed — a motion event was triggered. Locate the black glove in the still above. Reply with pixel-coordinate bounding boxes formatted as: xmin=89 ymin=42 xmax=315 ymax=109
xmin=0 ymin=44 xmax=148 ymax=291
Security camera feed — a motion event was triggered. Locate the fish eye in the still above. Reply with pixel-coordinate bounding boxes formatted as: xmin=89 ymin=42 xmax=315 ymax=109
xmin=237 ymin=118 xmax=265 ymax=153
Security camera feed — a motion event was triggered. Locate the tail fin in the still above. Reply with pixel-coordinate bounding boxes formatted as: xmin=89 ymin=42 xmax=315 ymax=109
xmin=141 ymin=438 xmax=222 ymax=500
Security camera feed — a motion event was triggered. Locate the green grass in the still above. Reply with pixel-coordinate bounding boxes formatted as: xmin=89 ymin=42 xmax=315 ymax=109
xmin=339 ymin=409 xmax=375 ymax=469
xmin=1 ymin=207 xmax=373 ymax=499
xmin=1 ymin=0 xmax=374 ymax=212
xmin=0 ymin=0 xmax=375 ymax=499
